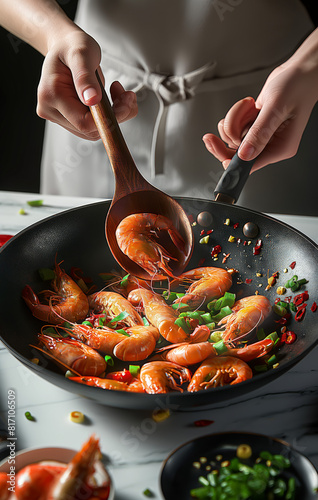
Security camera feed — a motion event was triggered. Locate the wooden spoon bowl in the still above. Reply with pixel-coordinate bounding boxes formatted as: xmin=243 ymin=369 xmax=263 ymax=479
xmin=90 ymin=73 xmax=193 ymax=280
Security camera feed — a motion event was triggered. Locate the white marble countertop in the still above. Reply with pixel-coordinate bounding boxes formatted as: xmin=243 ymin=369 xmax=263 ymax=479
xmin=0 ymin=190 xmax=317 ymax=499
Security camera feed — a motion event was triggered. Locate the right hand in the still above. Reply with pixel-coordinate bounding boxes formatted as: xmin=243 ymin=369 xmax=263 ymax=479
xmin=37 ymin=29 xmax=138 ymax=140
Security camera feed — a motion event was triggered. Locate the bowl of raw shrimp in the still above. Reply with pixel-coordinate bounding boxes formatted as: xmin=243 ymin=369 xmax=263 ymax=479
xmin=0 ymin=435 xmax=114 ymax=500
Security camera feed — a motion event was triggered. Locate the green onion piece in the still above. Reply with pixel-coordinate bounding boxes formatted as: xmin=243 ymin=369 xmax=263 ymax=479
xmin=129 ymin=365 xmax=140 ymax=377
xmin=143 ymin=488 xmax=154 ymax=497
xmin=174 ymin=317 xmax=191 ymax=334
xmin=285 ymin=477 xmax=296 ymax=499
xmin=213 ymin=340 xmax=228 ymax=355
xmin=120 ymin=274 xmax=130 ymax=287
xmin=18 ymin=208 xmax=26 ymax=215
xmin=215 ymin=292 xmax=236 ymax=310
xmin=209 ymin=330 xmax=223 ymax=342
xmin=171 ymin=302 xmax=190 ymax=311
xmin=116 ymin=328 xmax=130 ymax=336
xmin=198 ymin=476 xmax=210 ymax=486
xmin=98 ymin=316 xmax=106 ymax=326
xmin=142 ymin=317 xmax=150 ymax=326
xmin=107 ymin=311 xmax=129 ymax=327
xmin=273 ymin=303 xmax=289 ymax=317
xmin=38 ymin=268 xmax=56 ymax=281
xmin=266 ymin=331 xmax=278 ymax=343
xmin=289 ymin=302 xmax=297 ymax=313
xmin=190 ymin=486 xmax=210 ymax=498
xmin=27 ymin=199 xmax=43 ymax=206
xmin=99 ymin=273 xmax=115 ymax=281
xmin=42 ymin=327 xmax=56 ymax=336
xmin=24 ymin=411 xmax=35 ymax=421
xmin=162 ymin=291 xmax=178 ymax=302
xmin=206 ymin=299 xmax=218 ymax=312
xmin=211 ymin=305 xmax=232 ymax=322
xmin=81 ymin=320 xmax=93 ymax=327
xmin=200 ymin=312 xmax=213 ymax=324
xmin=205 ymin=322 xmax=216 ymax=332
xmin=266 ymin=354 xmax=278 ymax=366
xmin=105 ymin=355 xmax=114 ymax=366
xmin=176 ymin=292 xmax=185 ymax=298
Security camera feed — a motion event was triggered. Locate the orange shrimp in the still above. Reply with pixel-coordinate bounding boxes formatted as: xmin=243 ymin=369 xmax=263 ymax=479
xmin=173 ymin=267 xmax=232 ymax=308
xmin=140 ymin=361 xmax=192 ymax=394
xmin=188 ymin=355 xmax=253 ymax=392
xmin=115 ymin=213 xmax=186 ymax=278
xmin=14 ymin=464 xmax=65 ymax=500
xmin=113 ymin=325 xmax=160 ymax=361
xmin=33 ymin=333 xmax=106 ymax=376
xmin=218 ymin=295 xmax=272 ymax=342
xmin=128 ymin=288 xmax=210 ymax=344
xmin=69 ymin=376 xmax=145 ymax=392
xmin=160 ymin=338 xmax=273 ymax=366
xmin=70 ymin=323 xmax=159 ymax=361
xmin=22 ymin=262 xmax=89 ymax=324
xmin=0 ymin=473 xmax=10 ymax=500
xmin=48 ymin=435 xmax=110 ymax=500
xmin=88 ymin=291 xmax=144 ymax=326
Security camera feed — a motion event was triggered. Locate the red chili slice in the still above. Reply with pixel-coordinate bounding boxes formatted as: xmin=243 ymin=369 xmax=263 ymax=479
xmin=233 ymin=223 xmax=239 ymax=229
xmin=293 ymin=291 xmax=309 ymax=307
xmin=245 ymin=278 xmax=252 ymax=284
xmin=211 ymin=245 xmax=222 ymax=257
xmin=284 ymin=331 xmax=297 ymax=344
xmin=0 ymin=234 xmax=13 ymax=247
xmin=200 ymin=230 xmax=205 ymax=236
xmin=206 ymin=229 xmax=214 ymax=235
xmin=106 ymin=369 xmax=132 ymax=384
xmin=311 ymin=302 xmax=317 ymax=312
xmin=295 ymin=305 xmax=307 ymax=322
xmin=289 ymin=261 xmax=296 ymax=270
xmin=253 ymin=239 xmax=262 ymax=255
xmin=194 ymin=419 xmax=214 ymax=427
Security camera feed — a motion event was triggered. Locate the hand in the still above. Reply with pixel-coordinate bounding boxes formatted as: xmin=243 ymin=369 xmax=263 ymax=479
xmin=203 ymin=58 xmax=318 ymax=172
xmin=37 ymin=29 xmax=138 ymax=140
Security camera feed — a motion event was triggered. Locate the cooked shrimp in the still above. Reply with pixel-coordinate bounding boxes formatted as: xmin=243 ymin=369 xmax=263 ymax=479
xmin=88 ymin=291 xmax=144 ymax=326
xmin=22 ymin=262 xmax=89 ymax=324
xmin=113 ymin=325 xmax=160 ymax=361
xmin=128 ymin=288 xmax=210 ymax=343
xmin=0 ymin=473 xmax=10 ymax=500
xmin=71 ymin=323 xmax=159 ymax=361
xmin=14 ymin=464 xmax=65 ymax=500
xmin=173 ymin=267 xmax=232 ymax=308
xmin=140 ymin=361 xmax=192 ymax=394
xmin=48 ymin=435 xmax=109 ymax=500
xmin=33 ymin=333 xmax=106 ymax=376
xmin=69 ymin=376 xmax=145 ymax=392
xmin=115 ymin=213 xmax=186 ymax=278
xmin=219 ymin=295 xmax=272 ymax=342
xmin=160 ymin=337 xmax=273 ymax=366
xmin=188 ymin=356 xmax=253 ymax=392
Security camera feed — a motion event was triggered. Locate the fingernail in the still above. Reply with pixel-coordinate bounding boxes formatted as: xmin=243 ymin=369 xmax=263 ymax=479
xmin=238 ymin=142 xmax=255 ymax=161
xmin=83 ymin=87 xmax=98 ymax=104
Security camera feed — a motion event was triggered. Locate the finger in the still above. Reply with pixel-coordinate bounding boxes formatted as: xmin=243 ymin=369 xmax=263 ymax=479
xmin=202 ymin=133 xmax=236 ymax=162
xmin=41 ymin=103 xmax=101 ymax=140
xmin=222 ymin=96 xmax=259 ymax=147
xmin=238 ymin=102 xmax=288 ymax=161
xmin=218 ymin=119 xmax=239 ymax=150
xmin=110 ymin=81 xmax=138 ymax=123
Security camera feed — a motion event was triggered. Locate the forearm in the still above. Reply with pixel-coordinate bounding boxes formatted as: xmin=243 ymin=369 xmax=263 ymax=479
xmin=0 ymin=0 xmax=79 ymax=55
xmin=287 ymin=27 xmax=318 ymax=89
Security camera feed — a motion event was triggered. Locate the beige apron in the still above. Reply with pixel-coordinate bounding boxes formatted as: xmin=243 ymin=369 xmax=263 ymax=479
xmin=40 ymin=0 xmax=317 ymax=214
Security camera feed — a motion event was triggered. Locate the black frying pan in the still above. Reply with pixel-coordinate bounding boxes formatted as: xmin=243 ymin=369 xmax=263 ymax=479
xmin=0 ymin=195 xmax=317 ymax=410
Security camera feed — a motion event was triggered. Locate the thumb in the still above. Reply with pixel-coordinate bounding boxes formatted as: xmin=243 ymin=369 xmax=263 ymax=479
xmin=65 ymin=36 xmax=103 ymax=106
xmin=238 ymin=103 xmax=286 ymax=161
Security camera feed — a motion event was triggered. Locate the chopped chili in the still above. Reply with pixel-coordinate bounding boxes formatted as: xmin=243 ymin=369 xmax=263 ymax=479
xmin=253 ymin=239 xmax=262 ymax=255
xmin=295 ymin=305 xmax=307 ymax=322
xmin=289 ymin=261 xmax=296 ymax=269
xmin=211 ymin=245 xmax=222 ymax=257
xmin=106 ymin=369 xmax=132 ymax=383
xmin=194 ymin=419 xmax=214 ymax=427
xmin=284 ymin=331 xmax=297 ymax=344
xmin=0 ymin=234 xmax=13 ymax=247
xmin=293 ymin=291 xmax=309 ymax=307
xmin=245 ymin=278 xmax=252 ymax=284
xmin=207 ymin=229 xmax=214 ymax=235
xmin=200 ymin=230 xmax=205 ymax=236
xmin=233 ymin=223 xmax=239 ymax=229
xmin=311 ymin=301 xmax=317 ymax=312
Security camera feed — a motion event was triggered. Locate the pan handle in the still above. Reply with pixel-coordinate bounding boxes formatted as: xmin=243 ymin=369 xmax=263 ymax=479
xmin=214 ymin=152 xmax=255 ymax=204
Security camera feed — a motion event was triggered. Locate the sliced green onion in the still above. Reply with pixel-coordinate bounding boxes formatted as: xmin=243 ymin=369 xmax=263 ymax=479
xmin=211 ymin=305 xmax=232 ymax=322
xmin=18 ymin=208 xmax=26 ymax=215
xmin=174 ymin=317 xmax=191 ymax=334
xmin=107 ymin=310 xmax=129 ymax=327
xmin=266 ymin=354 xmax=278 ymax=366
xmin=205 ymin=322 xmax=216 ymax=331
xmin=254 ymin=364 xmax=268 ymax=372
xmin=198 ymin=476 xmax=210 ymax=486
xmin=142 ymin=488 xmax=154 ymax=497
xmin=162 ymin=291 xmax=178 ymax=302
xmin=171 ymin=302 xmax=190 ymax=311
xmin=213 ymin=340 xmax=228 ymax=355
xmin=142 ymin=317 xmax=150 ymax=326
xmin=27 ymin=199 xmax=43 ymax=206
xmin=266 ymin=331 xmax=278 ymax=343
xmin=120 ymin=274 xmax=130 ymax=287
xmin=209 ymin=330 xmax=223 ymax=342
xmin=81 ymin=320 xmax=93 ymax=327
xmin=257 ymin=328 xmax=266 ymax=341
xmin=200 ymin=312 xmax=212 ymax=324
xmin=129 ymin=365 xmax=140 ymax=377
xmin=98 ymin=316 xmax=106 ymax=326
xmin=38 ymin=268 xmax=56 ymax=281
xmin=25 ymin=411 xmax=35 ymax=421
xmin=116 ymin=328 xmax=130 ymax=336
xmin=105 ymin=355 xmax=114 ymax=366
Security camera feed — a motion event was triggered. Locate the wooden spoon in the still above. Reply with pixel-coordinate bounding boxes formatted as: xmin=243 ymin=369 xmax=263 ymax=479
xmin=90 ymin=73 xmax=193 ymax=280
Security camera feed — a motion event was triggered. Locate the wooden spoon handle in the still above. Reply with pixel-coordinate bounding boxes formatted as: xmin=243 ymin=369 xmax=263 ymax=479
xmin=90 ymin=71 xmax=151 ymax=196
